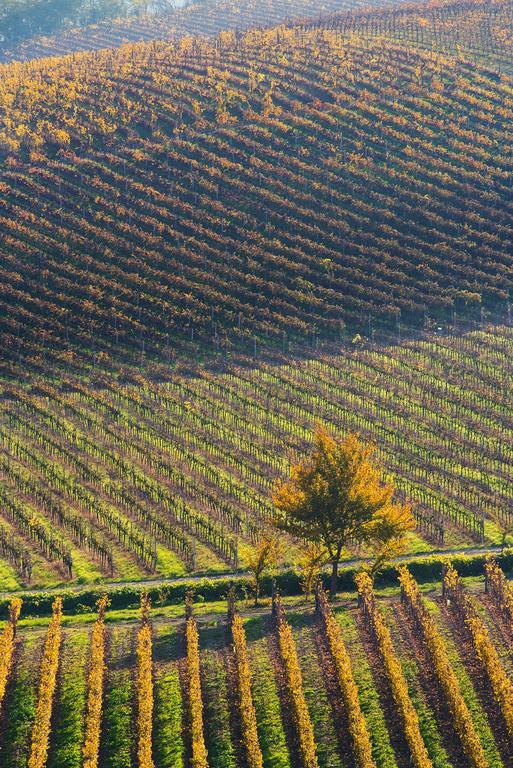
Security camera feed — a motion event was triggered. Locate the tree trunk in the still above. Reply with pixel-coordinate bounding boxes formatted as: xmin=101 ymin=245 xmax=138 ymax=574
xmin=330 ymin=559 xmax=339 ymax=597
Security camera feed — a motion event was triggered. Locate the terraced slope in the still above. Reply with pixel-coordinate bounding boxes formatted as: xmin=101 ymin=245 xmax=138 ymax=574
xmin=0 ymin=324 xmax=512 ymax=591
xmin=2 ymin=566 xmax=513 ymax=768
xmin=1 ymin=25 xmax=512 ymax=367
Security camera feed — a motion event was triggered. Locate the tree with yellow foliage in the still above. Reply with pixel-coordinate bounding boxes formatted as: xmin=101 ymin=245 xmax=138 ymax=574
xmin=247 ymin=535 xmax=283 ymax=606
xmin=365 ymin=535 xmax=409 ymax=583
xmin=273 ymin=428 xmax=413 ymax=595
xmin=297 ymin=542 xmax=328 ymax=600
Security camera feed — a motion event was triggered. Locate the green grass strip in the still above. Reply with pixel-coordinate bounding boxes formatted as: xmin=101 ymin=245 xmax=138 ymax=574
xmin=47 ymin=628 xmax=89 ymax=768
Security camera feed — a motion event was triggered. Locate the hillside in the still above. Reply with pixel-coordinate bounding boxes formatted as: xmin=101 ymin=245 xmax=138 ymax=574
xmin=2 ymin=565 xmax=513 ymax=768
xmin=3 ymin=0 xmax=512 ymax=75
xmin=0 ymin=0 xmax=163 ymax=57
xmin=318 ymin=0 xmax=513 ymax=75
xmin=0 ymin=0 xmax=417 ymax=63
xmin=1 ymin=23 xmax=513 ymax=369
xmin=1 ymin=1 xmax=513 ymax=593
xmin=3 ymin=0 xmax=513 ymax=766
xmin=0 ymin=322 xmax=512 ymax=591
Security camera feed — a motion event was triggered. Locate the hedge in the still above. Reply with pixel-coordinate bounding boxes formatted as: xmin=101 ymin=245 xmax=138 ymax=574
xmin=1 ymin=548 xmax=510 ymax=619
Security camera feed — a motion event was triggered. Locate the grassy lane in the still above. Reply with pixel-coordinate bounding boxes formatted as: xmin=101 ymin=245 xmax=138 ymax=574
xmin=424 ymin=597 xmax=503 ymax=768
xmin=289 ymin=609 xmax=346 ymax=768
xmin=153 ymin=624 xmax=185 ymax=768
xmin=245 ymin=614 xmax=292 ymax=768
xmin=381 ymin=601 xmax=452 ymax=768
xmin=47 ymin=627 xmax=89 ymax=768
xmin=100 ymin=625 xmax=135 ymax=768
xmin=200 ymin=624 xmax=237 ymax=768
xmin=334 ymin=606 xmax=398 ymax=768
xmin=0 ymin=629 xmax=43 ymax=768
xmin=0 ymin=544 xmax=503 ymax=602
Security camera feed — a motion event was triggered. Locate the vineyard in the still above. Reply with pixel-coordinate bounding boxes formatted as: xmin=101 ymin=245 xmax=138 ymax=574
xmin=0 ymin=562 xmax=513 ymax=768
xmin=3 ymin=0 xmax=513 ymax=74
xmin=0 ymin=322 xmax=513 ymax=589
xmin=2 ymin=0 xmax=513 ymax=763
xmin=0 ymin=0 xmax=161 ymax=59
xmin=0 ymin=0 xmax=418 ymax=63
xmin=1 ymin=13 xmax=513 ymax=368
xmin=319 ymin=0 xmax=513 ymax=75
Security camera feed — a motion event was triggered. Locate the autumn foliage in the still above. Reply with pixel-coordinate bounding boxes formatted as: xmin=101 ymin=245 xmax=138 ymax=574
xmin=83 ymin=596 xmax=109 ymax=768
xmin=443 ymin=564 xmax=513 ymax=737
xmin=185 ymin=616 xmax=208 ymax=768
xmin=0 ymin=22 xmax=511 ymax=371
xmin=398 ymin=568 xmax=487 ymax=768
xmin=0 ymin=598 xmax=22 ymax=712
xmin=2 ymin=0 xmax=511 ymax=76
xmin=274 ymin=428 xmax=413 ymax=592
xmin=230 ymin=611 xmax=263 ymax=768
xmin=316 ymin=585 xmax=375 ymax=768
xmin=485 ymin=557 xmax=513 ymax=626
xmin=273 ymin=593 xmax=318 ymax=768
xmin=136 ymin=594 xmax=155 ymax=768
xmin=28 ymin=597 xmax=63 ymax=768
xmin=356 ymin=572 xmax=432 ymax=768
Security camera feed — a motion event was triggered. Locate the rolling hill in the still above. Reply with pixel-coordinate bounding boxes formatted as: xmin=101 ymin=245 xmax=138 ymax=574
xmin=0 ymin=322 xmax=512 ymax=590
xmin=0 ymin=0 xmax=419 ymax=63
xmin=316 ymin=0 xmax=513 ymax=75
xmin=2 ymin=2 xmax=513 ymax=766
xmin=0 ymin=0 xmax=157 ymax=57
xmin=3 ymin=0 xmax=512 ymax=77
xmin=1 ymin=16 xmax=513 ymax=371
xmin=1 ymin=0 xmax=513 ymax=592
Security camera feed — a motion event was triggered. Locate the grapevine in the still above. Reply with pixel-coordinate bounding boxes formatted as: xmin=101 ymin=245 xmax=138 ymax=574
xmin=28 ymin=597 xmax=63 ymax=768
xmin=82 ymin=596 xmax=109 ymax=768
